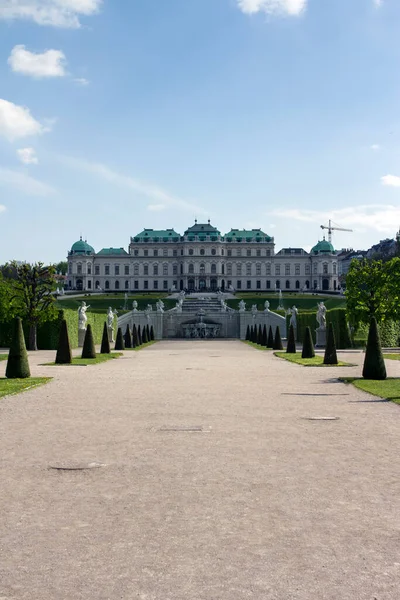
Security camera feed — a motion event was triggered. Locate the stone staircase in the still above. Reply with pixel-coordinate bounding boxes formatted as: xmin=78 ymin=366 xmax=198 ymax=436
xmin=182 ymin=298 xmax=223 ymax=313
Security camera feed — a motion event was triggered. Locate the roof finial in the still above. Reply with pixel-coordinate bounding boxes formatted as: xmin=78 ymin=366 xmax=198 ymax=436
xmin=208 ymin=218 xmax=210 ymax=224
xmin=195 ymin=218 xmax=197 ymax=224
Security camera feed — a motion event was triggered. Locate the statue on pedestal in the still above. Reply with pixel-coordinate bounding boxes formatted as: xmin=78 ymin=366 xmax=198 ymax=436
xmin=78 ymin=301 xmax=90 ymax=330
xmin=289 ymin=306 xmax=298 ymax=330
xmin=264 ymin=300 xmax=270 ymax=313
xmin=238 ymin=300 xmax=246 ymax=312
xmin=132 ymin=300 xmax=138 ymax=312
xmin=156 ymin=300 xmax=165 ymax=313
xmin=107 ymin=306 xmax=117 ymax=342
xmin=316 ymin=302 xmax=327 ymax=330
xmin=251 ymin=304 xmax=258 ymax=316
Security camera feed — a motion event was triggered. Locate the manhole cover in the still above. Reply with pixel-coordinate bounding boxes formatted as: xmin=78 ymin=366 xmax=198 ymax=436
xmin=49 ymin=461 xmax=106 ymax=471
xmin=304 ymin=417 xmax=340 ymax=421
xmin=158 ymin=426 xmax=208 ymax=432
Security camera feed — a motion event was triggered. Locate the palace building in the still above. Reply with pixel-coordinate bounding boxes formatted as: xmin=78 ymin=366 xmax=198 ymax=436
xmin=67 ymin=220 xmax=339 ymax=293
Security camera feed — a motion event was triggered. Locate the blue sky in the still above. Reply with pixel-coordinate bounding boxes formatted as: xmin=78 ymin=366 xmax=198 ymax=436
xmin=1 ymin=0 xmax=400 ymax=263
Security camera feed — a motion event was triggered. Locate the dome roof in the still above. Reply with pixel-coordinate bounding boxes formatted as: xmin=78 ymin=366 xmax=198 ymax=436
xmin=311 ymin=238 xmax=335 ymax=254
xmin=70 ymin=237 xmax=95 ymax=255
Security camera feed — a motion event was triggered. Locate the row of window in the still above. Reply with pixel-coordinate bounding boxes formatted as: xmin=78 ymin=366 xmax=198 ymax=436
xmin=129 ymin=247 xmax=273 ymax=258
xmin=72 ymin=261 xmax=337 ymax=277
xmin=73 ymin=278 xmax=336 ymax=292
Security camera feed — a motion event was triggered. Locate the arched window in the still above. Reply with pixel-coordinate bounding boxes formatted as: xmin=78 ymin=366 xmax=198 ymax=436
xmin=77 ymin=263 xmax=82 ymax=275
xmin=105 ymin=280 xmax=110 ymax=290
xmin=285 ymin=280 xmax=290 ymax=289
xmin=115 ymin=280 xmax=120 ymax=290
xmin=189 ymin=249 xmax=194 ymax=256
xmin=163 ymin=263 xmax=168 ymax=276
xmin=323 ymin=262 xmax=328 ymax=275
xmin=200 ymin=249 xmax=205 ymax=256
xmin=200 ymin=263 xmax=205 ymax=274
xmin=95 ymin=280 xmax=100 ymax=289
xmin=87 ymin=280 xmax=92 ymax=289
xmin=188 ymin=263 xmax=194 ymax=274
xmin=276 ymin=280 xmax=280 ymax=289
xmin=125 ymin=280 xmax=129 ymax=289
xmin=211 ymin=249 xmax=216 ymax=256
xmin=296 ymin=280 xmax=300 ymax=289
xmin=211 ymin=264 xmax=216 ymax=274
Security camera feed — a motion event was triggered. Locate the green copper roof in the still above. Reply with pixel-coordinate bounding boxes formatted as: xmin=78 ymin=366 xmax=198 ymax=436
xmin=70 ymin=238 xmax=95 ymax=254
xmin=184 ymin=221 xmax=220 ymax=235
xmin=225 ymin=228 xmax=272 ymax=242
xmin=97 ymin=247 xmax=128 ymax=255
xmin=133 ymin=228 xmax=181 ymax=240
xmin=311 ymin=238 xmax=335 ymax=254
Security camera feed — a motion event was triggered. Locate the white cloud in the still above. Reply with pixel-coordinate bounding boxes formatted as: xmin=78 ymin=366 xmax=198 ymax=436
xmin=0 ymin=204 xmax=6 ymax=214
xmin=17 ymin=147 xmax=38 ymax=164
xmin=8 ymin=45 xmax=67 ymax=78
xmin=381 ymin=174 xmax=400 ymax=187
xmin=59 ymin=156 xmax=209 ymax=215
xmin=0 ymin=167 xmax=55 ymax=196
xmin=370 ymin=144 xmax=381 ymax=151
xmin=0 ymin=98 xmax=45 ymax=141
xmin=373 ymin=0 xmax=383 ymax=7
xmin=0 ymin=0 xmax=102 ymax=28
xmin=237 ymin=0 xmax=307 ymax=16
xmin=74 ymin=77 xmax=89 ymax=85
xmin=268 ymin=204 xmax=400 ymax=235
xmin=147 ymin=204 xmax=166 ymax=212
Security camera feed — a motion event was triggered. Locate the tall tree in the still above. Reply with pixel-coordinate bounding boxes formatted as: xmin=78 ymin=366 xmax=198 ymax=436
xmin=7 ymin=262 xmax=56 ymax=351
xmin=346 ymin=258 xmax=400 ymax=327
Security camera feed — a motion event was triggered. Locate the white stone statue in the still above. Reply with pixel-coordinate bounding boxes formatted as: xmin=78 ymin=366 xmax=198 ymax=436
xmin=107 ymin=307 xmax=115 ymax=329
xmin=132 ymin=300 xmax=138 ymax=312
xmin=78 ymin=301 xmax=90 ymax=330
xmin=289 ymin=306 xmax=298 ymax=330
xmin=221 ymin=299 xmax=227 ymax=312
xmin=264 ymin=300 xmax=270 ymax=313
xmin=317 ymin=302 xmax=327 ymax=329
xmin=146 ymin=304 xmax=153 ymax=312
xmin=239 ymin=300 xmax=246 ymax=312
xmin=251 ymin=304 xmax=258 ymax=316
xmin=56 ymin=287 xmax=60 ymax=295
xmin=278 ymin=289 xmax=284 ymax=310
xmin=60 ymin=287 xmax=65 ymax=295
xmin=175 ymin=298 xmax=183 ymax=313
xmin=156 ymin=299 xmax=165 ymax=313
xmin=179 ymin=290 xmax=185 ymax=300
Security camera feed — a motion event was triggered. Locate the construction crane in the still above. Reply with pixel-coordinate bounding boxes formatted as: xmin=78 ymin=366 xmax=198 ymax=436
xmin=320 ymin=219 xmax=353 ymax=243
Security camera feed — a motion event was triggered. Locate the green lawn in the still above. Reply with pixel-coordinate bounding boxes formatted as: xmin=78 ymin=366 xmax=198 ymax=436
xmin=340 ymin=378 xmax=400 ymax=404
xmin=44 ymin=352 xmax=123 ymax=366
xmin=383 ymin=354 xmax=400 ymax=361
xmin=120 ymin=341 xmax=157 ymax=351
xmin=0 ymin=377 xmax=51 ymax=399
xmin=56 ymin=294 xmax=174 ymax=314
xmin=274 ymin=352 xmax=353 ymax=367
xmin=244 ymin=341 xmax=273 ymax=351
xmin=0 ymin=354 xmax=8 ymax=361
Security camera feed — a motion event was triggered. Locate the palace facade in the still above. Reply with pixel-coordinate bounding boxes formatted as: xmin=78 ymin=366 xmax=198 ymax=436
xmin=67 ymin=221 xmax=339 ymax=293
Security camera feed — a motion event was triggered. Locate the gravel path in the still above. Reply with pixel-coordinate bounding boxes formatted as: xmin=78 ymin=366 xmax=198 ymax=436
xmin=1 ymin=341 xmax=400 ymax=600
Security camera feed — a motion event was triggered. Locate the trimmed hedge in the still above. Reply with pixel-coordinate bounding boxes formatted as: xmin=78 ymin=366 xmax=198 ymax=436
xmin=0 ymin=308 xmax=117 ymax=350
xmin=287 ymin=308 xmax=351 ymax=349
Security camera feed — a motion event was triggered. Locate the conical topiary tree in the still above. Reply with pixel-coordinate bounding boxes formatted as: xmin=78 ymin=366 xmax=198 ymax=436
xmin=115 ymin=327 xmax=125 ymax=351
xmin=137 ymin=325 xmax=142 ymax=346
xmin=249 ymin=325 xmax=254 ymax=342
xmin=146 ymin=324 xmax=150 ymax=342
xmin=245 ymin=325 xmax=250 ymax=341
xmin=6 ymin=317 xmax=31 ymax=379
xmin=252 ymin=325 xmax=258 ymax=343
xmin=132 ymin=324 xmax=138 ymax=348
xmin=302 ymin=326 xmax=315 ymax=359
xmin=324 ymin=322 xmax=338 ymax=365
xmin=362 ymin=317 xmax=387 ymax=380
xmin=142 ymin=325 xmax=148 ymax=344
xmin=258 ymin=325 xmax=263 ymax=345
xmin=267 ymin=325 xmax=274 ymax=348
xmin=124 ymin=324 xmax=132 ymax=348
xmin=55 ymin=319 xmax=72 ymax=364
xmin=81 ymin=324 xmax=96 ymax=359
xmin=100 ymin=322 xmax=110 ymax=354
xmin=286 ymin=323 xmax=296 ymax=354
xmin=262 ymin=324 xmax=267 ymax=347
xmin=273 ymin=326 xmax=284 ymax=350
xmin=150 ymin=325 xmax=155 ymax=341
